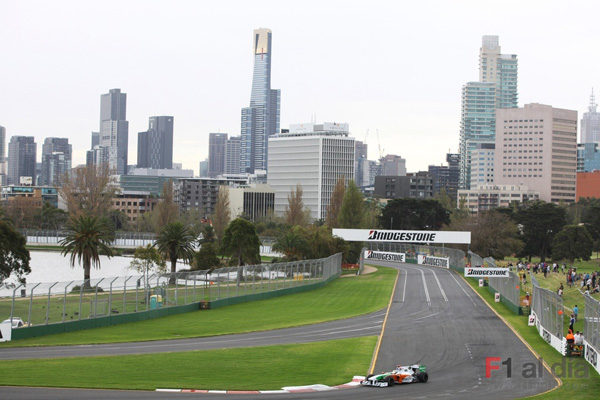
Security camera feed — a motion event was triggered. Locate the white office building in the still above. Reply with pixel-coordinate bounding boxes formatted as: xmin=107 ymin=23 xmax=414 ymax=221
xmin=267 ymin=122 xmax=355 ymax=220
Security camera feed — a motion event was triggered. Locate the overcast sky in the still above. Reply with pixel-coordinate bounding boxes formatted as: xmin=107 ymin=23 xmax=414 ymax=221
xmin=1 ymin=0 xmax=598 ymax=173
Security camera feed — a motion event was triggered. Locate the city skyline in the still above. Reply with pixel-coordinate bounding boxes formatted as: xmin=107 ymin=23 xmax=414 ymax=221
xmin=1 ymin=1 xmax=599 ymax=173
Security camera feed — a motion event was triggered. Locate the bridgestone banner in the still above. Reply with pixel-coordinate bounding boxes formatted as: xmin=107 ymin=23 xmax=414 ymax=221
xmin=417 ymin=254 xmax=449 ymax=268
xmin=464 ymin=267 xmax=510 ymax=278
xmin=364 ymin=250 xmax=406 ymax=263
xmin=332 ymin=229 xmax=471 ymax=244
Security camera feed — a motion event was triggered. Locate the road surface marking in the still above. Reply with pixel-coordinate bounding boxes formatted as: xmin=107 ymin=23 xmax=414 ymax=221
xmin=368 ymin=268 xmax=399 ymax=374
xmin=420 ymin=268 xmax=431 ymax=305
xmin=431 ymin=270 xmax=448 ymax=302
xmin=402 ymin=269 xmax=407 ymax=302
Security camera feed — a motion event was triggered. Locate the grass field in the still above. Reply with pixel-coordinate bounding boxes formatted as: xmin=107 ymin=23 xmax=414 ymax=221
xmin=0 ymin=336 xmax=376 ymax=390
xmin=0 ymin=267 xmax=396 ymax=347
xmin=464 ymin=277 xmax=600 ymax=400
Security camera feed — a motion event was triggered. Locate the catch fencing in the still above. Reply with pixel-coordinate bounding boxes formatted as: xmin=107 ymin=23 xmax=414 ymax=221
xmin=22 ymin=229 xmax=156 ymax=248
xmin=530 ymin=273 xmax=565 ymax=355
xmin=485 ymin=256 xmax=520 ymax=314
xmin=584 ymin=294 xmax=600 ymax=373
xmin=2 ymin=253 xmax=342 ymax=335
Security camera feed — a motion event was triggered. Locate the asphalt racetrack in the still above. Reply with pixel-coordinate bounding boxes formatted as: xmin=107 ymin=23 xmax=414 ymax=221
xmin=0 ymin=262 xmax=557 ymax=399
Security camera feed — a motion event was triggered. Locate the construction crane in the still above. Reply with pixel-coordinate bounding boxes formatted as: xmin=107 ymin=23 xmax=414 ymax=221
xmin=376 ymin=129 xmax=384 ymax=159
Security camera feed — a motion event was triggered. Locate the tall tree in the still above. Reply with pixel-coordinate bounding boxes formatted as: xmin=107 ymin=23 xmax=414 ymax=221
xmin=60 ymin=215 xmax=114 ymax=286
xmin=59 ymin=163 xmax=117 ymax=217
xmin=0 ymin=220 xmax=31 ymax=284
xmin=338 ymin=180 xmax=365 ymax=228
xmin=3 ymin=196 xmax=38 ymax=229
xmin=154 ymin=181 xmax=179 ymax=232
xmin=326 ymin=177 xmax=346 ymax=228
xmin=273 ymin=226 xmax=310 ymax=261
xmin=380 ymin=198 xmax=450 ymax=230
xmin=447 ymin=210 xmax=523 ymax=259
xmin=38 ymin=202 xmax=68 ymax=230
xmin=285 ymin=184 xmax=309 ymax=226
xmin=552 ymin=225 xmax=593 ymax=262
xmin=212 ymin=187 xmax=231 ymax=245
xmin=129 ymin=245 xmax=166 ymax=287
xmin=154 ymin=222 xmax=196 ymax=281
xmin=515 ymin=201 xmax=567 ymax=262
xmin=221 ymin=218 xmax=260 ymax=266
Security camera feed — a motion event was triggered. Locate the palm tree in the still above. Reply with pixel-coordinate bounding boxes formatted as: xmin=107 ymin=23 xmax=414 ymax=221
xmin=60 ymin=215 xmax=114 ymax=287
xmin=154 ymin=222 xmax=196 ymax=283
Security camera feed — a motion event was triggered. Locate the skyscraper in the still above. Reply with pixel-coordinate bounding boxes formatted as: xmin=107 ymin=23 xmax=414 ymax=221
xmin=137 ymin=116 xmax=174 ymax=170
xmin=41 ymin=137 xmax=72 ymax=186
xmin=0 ymin=126 xmax=6 ymax=185
xmin=240 ymin=28 xmax=281 ymax=173
xmin=459 ymin=82 xmax=496 ymax=189
xmin=380 ymin=154 xmax=407 ymax=176
xmin=479 ymin=35 xmax=518 ymax=109
xmin=7 ymin=136 xmax=36 ymax=185
xmin=459 ymin=36 xmax=518 ymax=189
xmin=581 ymin=90 xmax=600 ymax=144
xmin=224 ymin=136 xmax=241 ymax=174
xmin=208 ymin=133 xmax=228 ymax=178
xmin=99 ymin=89 xmax=128 ymax=174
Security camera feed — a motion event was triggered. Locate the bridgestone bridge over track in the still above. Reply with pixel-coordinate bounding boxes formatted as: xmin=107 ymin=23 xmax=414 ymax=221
xmin=0 ymin=261 xmax=557 ymax=400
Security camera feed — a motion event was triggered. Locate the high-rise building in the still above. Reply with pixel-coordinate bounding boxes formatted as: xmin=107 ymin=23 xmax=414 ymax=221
xmin=99 ymin=89 xmax=128 ymax=174
xmin=380 ymin=154 xmax=407 ymax=176
xmin=199 ymin=159 xmax=209 ymax=178
xmin=428 ymin=153 xmax=460 ymax=201
xmin=208 ymin=133 xmax=228 ymax=178
xmin=240 ymin=28 xmax=281 ymax=173
xmin=460 ymin=36 xmax=518 ymax=189
xmin=40 ymin=138 xmax=72 ymax=186
xmin=580 ymin=90 xmax=600 ymax=144
xmin=354 ymin=141 xmax=368 ymax=186
xmin=224 ymin=136 xmax=241 ymax=174
xmin=7 ymin=136 xmax=37 ymax=185
xmin=0 ymin=125 xmax=6 ymax=185
xmin=469 ymin=143 xmax=495 ymax=189
xmin=459 ymin=82 xmax=496 ymax=189
xmin=267 ymin=122 xmax=354 ymax=220
xmin=137 ymin=116 xmax=174 ymax=170
xmin=577 ymin=143 xmax=600 ymax=172
xmin=91 ymin=131 xmax=99 ymax=148
xmin=374 ymin=172 xmax=434 ymax=200
xmin=494 ymin=103 xmax=577 ymax=203
xmin=479 ymin=35 xmax=518 ymax=109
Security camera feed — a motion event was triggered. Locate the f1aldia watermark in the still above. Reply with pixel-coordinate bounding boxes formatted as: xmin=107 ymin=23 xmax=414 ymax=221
xmin=486 ymin=356 xmax=590 ymax=379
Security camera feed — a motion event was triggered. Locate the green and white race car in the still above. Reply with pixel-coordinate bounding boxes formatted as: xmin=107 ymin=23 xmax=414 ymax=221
xmin=360 ymin=364 xmax=428 ymax=387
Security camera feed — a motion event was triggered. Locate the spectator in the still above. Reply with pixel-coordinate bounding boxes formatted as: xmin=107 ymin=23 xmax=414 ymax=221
xmin=573 ymin=305 xmax=579 ymax=321
xmin=569 ymin=314 xmax=575 ymax=332
xmin=558 ymin=287 xmax=563 ymax=297
xmin=574 ymin=331 xmax=584 ymax=345
xmin=566 ymin=329 xmax=575 ymax=344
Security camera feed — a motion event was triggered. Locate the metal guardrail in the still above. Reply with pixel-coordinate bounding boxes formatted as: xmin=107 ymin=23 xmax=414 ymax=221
xmin=2 ymin=253 xmax=342 ymax=328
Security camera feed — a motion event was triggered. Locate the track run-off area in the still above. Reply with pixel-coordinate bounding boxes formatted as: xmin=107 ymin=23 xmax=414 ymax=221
xmin=0 ymin=261 xmax=557 ymax=399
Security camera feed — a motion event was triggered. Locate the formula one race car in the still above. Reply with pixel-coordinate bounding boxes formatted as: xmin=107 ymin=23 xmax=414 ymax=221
xmin=360 ymin=364 xmax=428 ymax=387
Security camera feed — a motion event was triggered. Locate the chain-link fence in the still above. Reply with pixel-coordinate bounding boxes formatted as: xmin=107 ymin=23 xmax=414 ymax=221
xmin=2 ymin=253 xmax=341 ymax=328
xmin=489 ymin=270 xmax=520 ymax=311
xmin=367 ymin=242 xmax=466 ymax=272
xmin=531 ymin=272 xmax=563 ymax=340
xmin=21 ymin=229 xmax=157 ymax=248
xmin=584 ymin=294 xmax=600 ymax=352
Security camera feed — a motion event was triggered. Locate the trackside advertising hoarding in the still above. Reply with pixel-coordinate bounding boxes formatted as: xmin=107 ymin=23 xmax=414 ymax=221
xmin=464 ymin=267 xmax=510 ymax=278
xmin=332 ymin=229 xmax=471 ymax=244
xmin=417 ymin=254 xmax=449 ymax=268
xmin=364 ymin=250 xmax=406 ymax=263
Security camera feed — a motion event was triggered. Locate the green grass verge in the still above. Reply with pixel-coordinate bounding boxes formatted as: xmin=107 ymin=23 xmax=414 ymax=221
xmin=0 ymin=336 xmax=376 ymax=390
xmin=464 ymin=277 xmax=600 ymax=400
xmin=1 ymin=267 xmax=396 ymax=347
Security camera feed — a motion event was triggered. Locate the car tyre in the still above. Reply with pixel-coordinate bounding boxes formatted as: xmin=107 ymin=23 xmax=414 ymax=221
xmin=387 ymin=377 xmax=394 ymax=387
xmin=416 ymin=372 xmax=428 ymax=383
xmin=366 ymin=374 xmax=374 ymax=379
